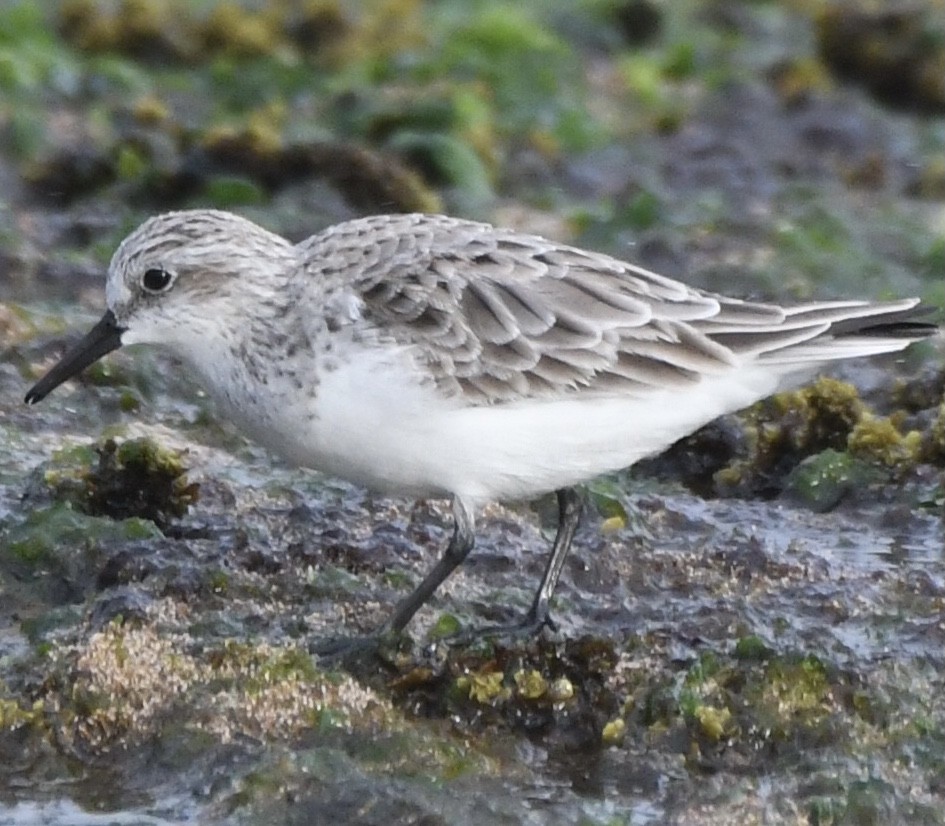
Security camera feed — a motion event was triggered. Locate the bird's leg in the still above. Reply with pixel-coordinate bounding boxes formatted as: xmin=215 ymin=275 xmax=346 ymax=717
xmin=313 ymin=490 xmax=584 ymax=660
xmin=382 ymin=497 xmax=476 ymax=634
xmin=444 ymin=487 xmax=584 ymax=645
xmin=522 ymin=486 xmax=583 ymax=631
xmin=311 ymin=497 xmax=475 ymax=661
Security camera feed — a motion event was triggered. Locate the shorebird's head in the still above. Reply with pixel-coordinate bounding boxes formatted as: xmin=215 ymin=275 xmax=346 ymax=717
xmin=24 ymin=209 xmax=295 ymax=405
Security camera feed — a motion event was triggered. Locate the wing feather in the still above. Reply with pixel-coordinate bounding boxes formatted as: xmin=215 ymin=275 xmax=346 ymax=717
xmin=308 ymin=214 xmax=933 ymax=405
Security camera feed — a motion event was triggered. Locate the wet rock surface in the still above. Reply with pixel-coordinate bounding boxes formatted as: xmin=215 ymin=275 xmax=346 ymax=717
xmin=0 ymin=1 xmax=943 ymax=824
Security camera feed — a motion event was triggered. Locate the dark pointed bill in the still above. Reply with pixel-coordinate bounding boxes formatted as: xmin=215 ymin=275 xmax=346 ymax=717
xmin=24 ymin=310 xmax=126 ymax=405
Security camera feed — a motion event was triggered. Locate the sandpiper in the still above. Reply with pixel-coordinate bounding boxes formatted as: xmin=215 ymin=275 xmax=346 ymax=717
xmin=25 ymin=210 xmax=938 ymax=649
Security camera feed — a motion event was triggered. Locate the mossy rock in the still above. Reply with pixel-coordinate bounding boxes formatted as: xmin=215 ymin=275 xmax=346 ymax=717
xmin=0 ymin=501 xmax=160 ymax=611
xmin=40 ymin=437 xmax=198 ymax=530
xmin=714 ymin=369 xmax=943 ymax=504
xmin=784 ymin=449 xmax=871 ymax=513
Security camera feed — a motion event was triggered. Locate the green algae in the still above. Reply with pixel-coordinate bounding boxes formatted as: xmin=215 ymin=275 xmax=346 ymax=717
xmin=202 ymin=174 xmax=268 ymax=206
xmin=202 ymin=2 xmax=284 ymax=59
xmin=715 ymin=377 xmax=866 ymax=498
xmin=785 ymin=449 xmax=869 ymax=512
xmin=0 ymin=501 xmax=159 ymax=623
xmin=435 ymin=6 xmax=591 ymax=145
xmin=40 ymin=437 xmax=199 ymax=529
xmin=0 ymin=688 xmax=43 ymax=731
xmin=0 ymin=3 xmax=81 ymax=98
xmin=645 ymin=647 xmax=867 ymax=768
xmin=733 ymin=634 xmax=772 ymax=663
xmin=848 ymin=414 xmax=923 ymax=468
xmin=387 ymin=635 xmax=617 ymax=750
xmin=79 ymin=357 xmax=133 ymax=390
xmin=428 ymin=612 xmax=462 ymax=640
xmin=459 ymin=668 xmax=507 ymax=704
xmin=207 ymin=639 xmax=321 ymax=695
xmin=388 ymin=131 xmax=494 ymax=203
xmin=3 ymin=501 xmax=160 ymax=569
xmin=749 ymin=656 xmax=836 ymax=743
xmin=44 ymin=618 xmax=402 ymax=752
xmin=628 ymin=640 xmax=945 ymax=806
xmin=713 ymin=376 xmax=941 ymax=504
xmin=513 ymin=668 xmax=548 ymax=700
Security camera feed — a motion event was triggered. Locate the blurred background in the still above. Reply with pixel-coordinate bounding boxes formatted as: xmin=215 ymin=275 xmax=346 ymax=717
xmin=1 ymin=0 xmax=943 ymax=307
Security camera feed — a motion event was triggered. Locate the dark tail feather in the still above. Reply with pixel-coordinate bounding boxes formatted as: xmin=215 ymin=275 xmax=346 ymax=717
xmin=831 ymin=305 xmax=939 ymax=339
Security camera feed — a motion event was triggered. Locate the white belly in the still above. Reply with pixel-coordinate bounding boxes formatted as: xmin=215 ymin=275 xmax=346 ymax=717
xmin=240 ymin=343 xmax=788 ymax=505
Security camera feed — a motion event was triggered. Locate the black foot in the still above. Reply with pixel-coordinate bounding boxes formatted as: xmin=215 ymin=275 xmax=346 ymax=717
xmin=310 ymin=610 xmax=559 ymax=664
xmin=437 ymin=610 xmax=559 ymax=649
xmin=309 ymin=629 xmax=406 ymax=665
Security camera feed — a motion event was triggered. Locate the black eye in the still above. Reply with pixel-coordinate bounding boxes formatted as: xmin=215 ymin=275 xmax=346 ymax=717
xmin=142 ymin=267 xmax=175 ymax=293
